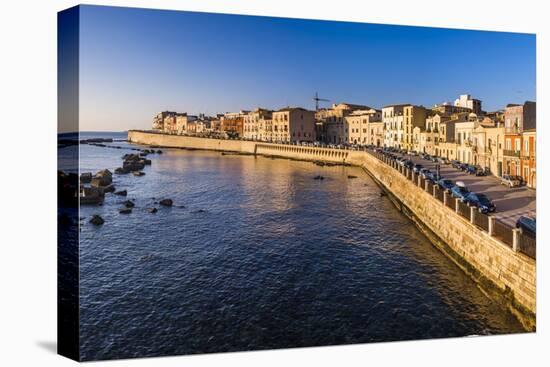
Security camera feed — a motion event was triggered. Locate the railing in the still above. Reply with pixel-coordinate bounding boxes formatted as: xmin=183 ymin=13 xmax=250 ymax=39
xmin=503 ymin=149 xmax=521 ymax=158
xmin=434 ymin=186 xmax=444 ymax=203
xmin=445 ymin=194 xmax=455 ymax=210
xmin=457 ymin=200 xmax=470 ymax=219
xmin=473 ymin=211 xmax=490 ymax=232
xmin=493 ymin=219 xmax=514 ymax=248
xmin=426 ymin=181 xmax=434 ymax=194
xmin=356 ymin=148 xmax=536 ymax=259
xmin=519 ymin=233 xmax=536 ymax=259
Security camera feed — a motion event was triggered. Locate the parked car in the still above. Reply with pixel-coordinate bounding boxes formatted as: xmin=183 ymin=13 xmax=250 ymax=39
xmin=465 ymin=165 xmax=477 ymax=175
xmin=500 ymin=175 xmax=521 ymax=188
xmin=450 ymin=181 xmax=470 ymax=201
xmin=412 ymin=164 xmax=423 ymax=174
xmin=459 ymin=163 xmax=469 ymax=171
xmin=419 ymin=168 xmax=431 ymax=178
xmin=426 ymin=171 xmax=442 ymax=183
xmin=403 ymin=160 xmax=413 ymax=169
xmin=516 ymin=216 xmax=536 ymax=237
xmin=465 ymin=193 xmax=496 ymax=213
xmin=451 ymin=160 xmax=462 ymax=169
xmin=407 ymin=151 xmax=418 ymax=156
xmin=514 ymin=175 xmax=526 ymax=186
xmin=474 ymin=166 xmax=487 ymax=176
xmin=437 ymin=179 xmax=454 ymax=191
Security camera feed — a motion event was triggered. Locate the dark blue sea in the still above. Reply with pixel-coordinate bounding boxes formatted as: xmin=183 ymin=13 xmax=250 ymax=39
xmin=71 ymin=132 xmax=524 ymax=360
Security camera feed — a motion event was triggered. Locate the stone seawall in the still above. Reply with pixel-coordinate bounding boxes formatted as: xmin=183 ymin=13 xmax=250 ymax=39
xmin=128 ymin=131 xmax=536 ymax=329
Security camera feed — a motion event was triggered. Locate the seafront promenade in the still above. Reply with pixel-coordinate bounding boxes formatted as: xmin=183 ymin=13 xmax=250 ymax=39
xmin=127 ymin=130 xmax=536 ymax=329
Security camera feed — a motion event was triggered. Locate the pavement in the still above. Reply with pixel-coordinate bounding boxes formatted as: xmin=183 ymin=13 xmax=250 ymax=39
xmin=397 ymin=153 xmax=536 ymax=227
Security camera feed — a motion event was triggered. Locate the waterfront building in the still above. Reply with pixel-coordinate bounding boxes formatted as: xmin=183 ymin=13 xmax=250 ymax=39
xmin=416 ymin=113 xmax=452 ymax=156
xmin=318 ymin=103 xmax=371 ymax=144
xmin=272 ymin=107 xmax=316 ymax=143
xmin=432 ymin=102 xmax=473 ymax=116
xmin=383 ymin=104 xmax=427 ymax=151
xmin=174 ymin=113 xmax=198 ymax=135
xmin=243 ymin=108 xmax=273 ymax=141
xmin=369 ymin=121 xmax=384 ymax=147
xmin=162 ymin=114 xmax=178 ymax=134
xmin=454 ymin=94 xmax=482 ymax=115
xmin=343 ymin=109 xmax=382 ymax=145
xmin=220 ymin=111 xmax=248 ymax=138
xmin=152 ymin=111 xmax=176 ymax=132
xmin=382 ymin=104 xmax=406 ymax=149
xmin=471 ymin=120 xmax=505 ymax=176
xmin=521 ymin=129 xmax=536 ymax=188
xmin=454 ymin=113 xmax=480 ymax=164
xmin=503 ymin=102 xmax=536 ymax=176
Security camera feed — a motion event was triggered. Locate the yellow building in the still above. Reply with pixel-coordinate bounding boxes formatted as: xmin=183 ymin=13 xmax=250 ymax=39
xmin=272 ymin=107 xmax=316 ymax=143
xmin=318 ymin=103 xmax=371 ymax=144
xmin=472 ymin=122 xmax=505 ymax=176
xmin=243 ymin=108 xmax=272 ymax=141
xmin=383 ymin=104 xmax=427 ymax=150
xmin=343 ymin=109 xmax=382 ymax=145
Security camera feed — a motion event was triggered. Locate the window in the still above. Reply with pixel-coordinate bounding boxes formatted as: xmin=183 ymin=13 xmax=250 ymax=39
xmin=524 ymin=139 xmax=529 ymax=154
xmin=505 ymin=139 xmax=511 ymax=150
xmin=515 ymin=139 xmax=521 ymax=152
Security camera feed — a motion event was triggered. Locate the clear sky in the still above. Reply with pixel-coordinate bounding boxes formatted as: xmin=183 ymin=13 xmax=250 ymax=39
xmin=74 ymin=5 xmax=536 ymax=131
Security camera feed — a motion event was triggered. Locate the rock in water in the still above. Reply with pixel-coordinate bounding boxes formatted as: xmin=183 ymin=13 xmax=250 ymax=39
xmin=114 ymin=190 xmax=127 ymax=196
xmin=148 ymin=207 xmax=158 ymax=214
xmin=122 ymin=200 xmax=135 ymax=208
xmin=119 ymin=208 xmax=132 ymax=214
xmin=159 ymin=199 xmax=173 ymax=207
xmin=102 ymin=184 xmax=116 ymax=193
xmin=89 ymin=215 xmax=104 ymax=225
xmin=80 ymin=172 xmax=92 ymax=183
xmin=115 ymin=167 xmax=129 ymax=174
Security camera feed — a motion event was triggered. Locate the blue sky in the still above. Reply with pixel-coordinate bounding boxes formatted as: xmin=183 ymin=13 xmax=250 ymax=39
xmin=75 ymin=5 xmax=536 ymax=131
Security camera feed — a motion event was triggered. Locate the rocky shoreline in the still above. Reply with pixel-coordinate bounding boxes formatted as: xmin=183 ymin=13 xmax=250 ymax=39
xmin=77 ymin=142 xmax=173 ymax=226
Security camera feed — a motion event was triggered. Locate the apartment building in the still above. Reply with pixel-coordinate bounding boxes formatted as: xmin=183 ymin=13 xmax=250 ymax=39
xmin=243 ymin=108 xmax=273 ymax=141
xmin=454 ymin=94 xmax=482 ymax=115
xmin=343 ymin=109 xmax=382 ymax=145
xmin=272 ymin=107 xmax=315 ymax=143
xmin=220 ymin=111 xmax=248 ymax=137
xmin=383 ymin=104 xmax=427 ymax=150
xmin=503 ymin=102 xmax=536 ymax=177
xmin=152 ymin=111 xmax=176 ymax=131
xmin=521 ymin=129 xmax=536 ymax=188
xmin=318 ymin=103 xmax=371 ymax=144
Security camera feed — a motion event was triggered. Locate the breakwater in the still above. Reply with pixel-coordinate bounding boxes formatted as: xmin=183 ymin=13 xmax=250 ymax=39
xmin=127 ymin=130 xmax=536 ymax=329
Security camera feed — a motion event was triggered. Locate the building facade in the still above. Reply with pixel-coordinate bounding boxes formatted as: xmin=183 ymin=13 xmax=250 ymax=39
xmin=454 ymin=94 xmax=482 ymax=115
xmin=343 ymin=109 xmax=382 ymax=145
xmin=272 ymin=107 xmax=315 ymax=143
xmin=503 ymin=102 xmax=536 ymax=178
xmin=521 ymin=129 xmax=536 ymax=188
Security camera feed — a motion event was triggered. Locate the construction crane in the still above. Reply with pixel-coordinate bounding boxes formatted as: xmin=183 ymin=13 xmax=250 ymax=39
xmin=313 ymin=92 xmax=330 ymax=111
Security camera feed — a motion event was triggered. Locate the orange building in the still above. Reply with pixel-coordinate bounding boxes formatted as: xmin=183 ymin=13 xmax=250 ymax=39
xmin=521 ymin=129 xmax=536 ymax=188
xmin=503 ymin=101 xmax=536 ymax=179
xmin=220 ymin=112 xmax=246 ymax=137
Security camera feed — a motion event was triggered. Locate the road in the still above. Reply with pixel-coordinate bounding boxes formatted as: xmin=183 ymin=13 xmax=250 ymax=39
xmin=399 ymin=153 xmax=536 ymax=227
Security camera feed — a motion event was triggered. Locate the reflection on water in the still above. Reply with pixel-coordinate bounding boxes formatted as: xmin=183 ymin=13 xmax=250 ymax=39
xmin=76 ymin=135 xmax=524 ymax=361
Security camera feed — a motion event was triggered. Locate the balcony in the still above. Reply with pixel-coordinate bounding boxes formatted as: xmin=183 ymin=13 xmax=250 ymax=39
xmin=503 ymin=149 xmax=521 ymax=158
